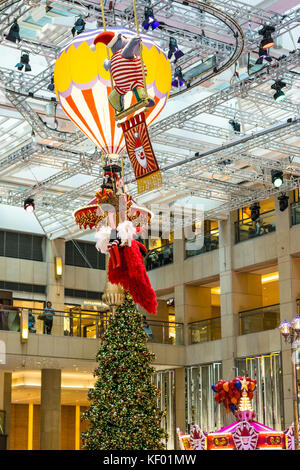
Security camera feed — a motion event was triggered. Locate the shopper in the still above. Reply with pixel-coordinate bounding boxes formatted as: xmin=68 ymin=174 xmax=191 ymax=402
xmin=43 ymin=301 xmax=55 ymax=335
xmin=28 ymin=309 xmax=36 ymax=333
xmin=142 ymin=315 xmax=153 ymax=341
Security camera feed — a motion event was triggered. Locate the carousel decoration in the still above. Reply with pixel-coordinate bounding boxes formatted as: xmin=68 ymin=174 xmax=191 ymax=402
xmin=178 ymin=376 xmax=286 ymax=451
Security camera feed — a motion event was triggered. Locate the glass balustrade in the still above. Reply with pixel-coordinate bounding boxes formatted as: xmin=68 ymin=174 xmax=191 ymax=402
xmin=239 ymin=304 xmax=280 ymax=335
xmin=0 ymin=305 xmax=20 ymax=332
xmin=188 ymin=317 xmax=221 ymax=344
xmin=235 ymin=210 xmax=276 ymax=243
xmin=291 ymin=201 xmax=300 ymax=226
xmin=3 ymin=307 xmax=184 ymax=345
xmin=185 ymin=231 xmax=219 ymax=259
xmin=145 ymin=244 xmax=174 ymax=271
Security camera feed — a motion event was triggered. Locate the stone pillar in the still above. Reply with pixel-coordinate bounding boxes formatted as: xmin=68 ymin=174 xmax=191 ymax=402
xmin=0 ymin=372 xmax=12 ymax=449
xmin=175 ymin=367 xmax=186 ymax=448
xmin=219 ymin=216 xmax=236 ymax=380
xmin=45 ymin=239 xmax=65 ymax=335
xmin=275 ymin=193 xmax=300 ymax=428
xmin=40 ymin=369 xmax=61 ymax=450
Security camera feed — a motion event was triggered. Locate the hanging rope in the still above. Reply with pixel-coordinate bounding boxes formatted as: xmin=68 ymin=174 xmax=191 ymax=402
xmin=132 ymin=0 xmax=147 ymax=96
xmin=99 ymin=0 xmax=114 ymax=91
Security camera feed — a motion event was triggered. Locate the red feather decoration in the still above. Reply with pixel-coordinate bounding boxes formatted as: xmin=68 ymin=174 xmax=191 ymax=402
xmin=108 ymin=240 xmax=157 ymax=314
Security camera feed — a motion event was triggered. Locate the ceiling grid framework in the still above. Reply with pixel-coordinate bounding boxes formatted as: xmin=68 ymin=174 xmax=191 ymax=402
xmin=0 ymin=0 xmax=298 ymax=237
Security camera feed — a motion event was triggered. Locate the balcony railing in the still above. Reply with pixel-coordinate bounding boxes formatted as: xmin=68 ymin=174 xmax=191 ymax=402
xmin=239 ymin=304 xmax=280 ymax=335
xmin=0 ymin=306 xmax=20 ymax=332
xmin=0 ymin=306 xmax=183 ymax=345
xmin=235 ymin=210 xmax=276 ymax=243
xmin=145 ymin=244 xmax=173 ymax=271
xmin=291 ymin=201 xmax=300 ymax=226
xmin=188 ymin=317 xmax=221 ymax=344
xmin=185 ymin=232 xmax=219 ymax=259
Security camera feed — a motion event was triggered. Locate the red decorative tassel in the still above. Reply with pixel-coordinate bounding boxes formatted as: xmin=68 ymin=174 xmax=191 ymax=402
xmin=108 ymin=240 xmax=157 ymax=314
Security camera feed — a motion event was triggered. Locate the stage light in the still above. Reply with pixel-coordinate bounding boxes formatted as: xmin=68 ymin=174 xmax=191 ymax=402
xmin=24 ymin=197 xmax=35 ymax=214
xmin=229 ymin=119 xmax=241 ymax=133
xmin=250 ymin=203 xmax=260 ymax=221
xmin=258 ymin=24 xmax=275 ymax=50
xmin=255 ymin=47 xmax=272 ymax=65
xmin=47 ymin=76 xmax=55 ymax=92
xmin=271 ymin=170 xmax=283 ymax=188
xmin=168 ymin=38 xmax=184 ymax=62
xmin=171 ymin=66 xmax=185 ymax=87
xmin=271 ymin=80 xmax=286 ymax=102
xmin=142 ymin=7 xmax=160 ymax=30
xmin=71 ymin=16 xmax=86 ymax=37
xmin=5 ymin=20 xmax=21 ymax=43
xmin=16 ymin=52 xmax=31 ymax=72
xmin=278 ymin=193 xmax=289 ymax=212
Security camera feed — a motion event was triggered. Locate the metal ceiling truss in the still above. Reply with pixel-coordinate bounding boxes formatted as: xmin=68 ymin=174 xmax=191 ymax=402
xmin=149 ymin=52 xmax=300 ymax=137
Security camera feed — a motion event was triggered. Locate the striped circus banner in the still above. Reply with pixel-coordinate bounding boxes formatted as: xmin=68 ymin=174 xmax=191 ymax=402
xmin=121 ymin=113 xmax=162 ymax=194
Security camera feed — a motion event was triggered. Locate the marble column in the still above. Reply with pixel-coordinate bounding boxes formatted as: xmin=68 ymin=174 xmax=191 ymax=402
xmin=175 ymin=367 xmax=186 ymax=447
xmin=45 ymin=239 xmax=65 ymax=335
xmin=40 ymin=369 xmax=61 ymax=450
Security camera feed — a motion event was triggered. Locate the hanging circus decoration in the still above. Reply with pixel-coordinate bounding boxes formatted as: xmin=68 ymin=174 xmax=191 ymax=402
xmin=73 ymin=163 xmax=157 ymax=315
xmin=54 ymin=27 xmax=171 ymax=160
xmin=121 ymin=113 xmax=162 ymax=193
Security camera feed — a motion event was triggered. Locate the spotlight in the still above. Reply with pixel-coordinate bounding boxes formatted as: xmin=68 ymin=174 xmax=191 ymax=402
xmin=271 ymin=80 xmax=286 ymax=102
xmin=47 ymin=76 xmax=55 ymax=92
xmin=24 ymin=197 xmax=35 ymax=214
xmin=142 ymin=7 xmax=160 ymax=31
xmin=258 ymin=24 xmax=275 ymax=50
xmin=168 ymin=38 xmax=184 ymax=62
xmin=278 ymin=193 xmax=289 ymax=212
xmin=171 ymin=66 xmax=185 ymax=87
xmin=271 ymin=170 xmax=283 ymax=188
xmin=250 ymin=203 xmax=260 ymax=221
xmin=16 ymin=52 xmax=31 ymax=72
xmin=5 ymin=20 xmax=20 ymax=43
xmin=229 ymin=119 xmax=241 ymax=133
xmin=71 ymin=16 xmax=86 ymax=37
xmin=255 ymin=47 xmax=272 ymax=65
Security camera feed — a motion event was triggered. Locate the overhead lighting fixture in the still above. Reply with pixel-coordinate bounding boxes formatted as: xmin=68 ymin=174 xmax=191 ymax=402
xmin=168 ymin=38 xmax=184 ymax=62
xmin=250 ymin=203 xmax=260 ymax=221
xmin=278 ymin=193 xmax=289 ymax=212
xmin=16 ymin=52 xmax=31 ymax=72
xmin=261 ymin=272 xmax=279 ymax=284
xmin=142 ymin=6 xmax=160 ymax=31
xmin=271 ymin=169 xmax=283 ymax=188
xmin=71 ymin=16 xmax=86 ymax=37
xmin=171 ymin=66 xmax=185 ymax=87
xmin=229 ymin=119 xmax=241 ymax=133
xmin=24 ymin=197 xmax=35 ymax=214
xmin=47 ymin=76 xmax=55 ymax=92
xmin=258 ymin=24 xmax=275 ymax=50
xmin=255 ymin=47 xmax=272 ymax=65
xmin=271 ymin=80 xmax=286 ymax=102
xmin=5 ymin=20 xmax=21 ymax=43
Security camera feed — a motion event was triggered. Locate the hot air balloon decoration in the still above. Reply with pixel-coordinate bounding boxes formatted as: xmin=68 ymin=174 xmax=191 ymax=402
xmin=54 ymin=27 xmax=171 ymax=193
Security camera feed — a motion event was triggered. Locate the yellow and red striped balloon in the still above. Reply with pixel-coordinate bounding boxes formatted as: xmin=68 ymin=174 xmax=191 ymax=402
xmin=54 ymin=27 xmax=171 ymax=157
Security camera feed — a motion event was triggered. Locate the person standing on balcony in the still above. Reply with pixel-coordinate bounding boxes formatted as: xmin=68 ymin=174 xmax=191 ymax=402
xmin=43 ymin=301 xmax=55 ymax=335
xmin=142 ymin=315 xmax=153 ymax=341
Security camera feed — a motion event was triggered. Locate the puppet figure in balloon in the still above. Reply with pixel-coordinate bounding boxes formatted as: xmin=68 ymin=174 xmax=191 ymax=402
xmin=94 ymin=164 xmax=157 ymax=315
xmin=91 ymin=31 xmax=155 ymax=113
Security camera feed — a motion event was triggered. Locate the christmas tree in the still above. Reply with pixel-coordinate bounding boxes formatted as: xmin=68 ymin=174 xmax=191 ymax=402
xmin=81 ymin=293 xmax=168 ymax=450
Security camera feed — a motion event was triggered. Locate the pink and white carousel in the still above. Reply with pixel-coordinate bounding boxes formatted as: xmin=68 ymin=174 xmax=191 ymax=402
xmin=177 ymin=377 xmax=286 ymax=451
